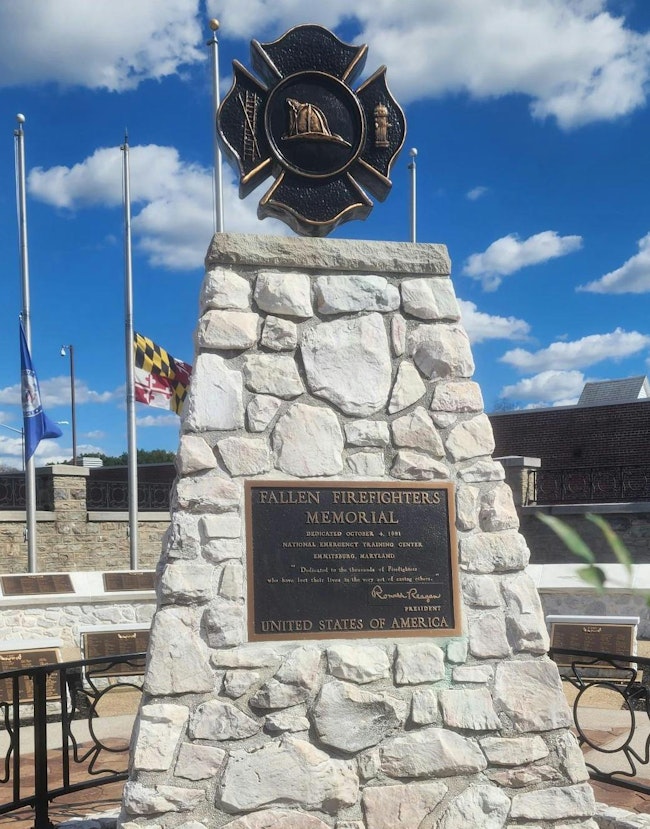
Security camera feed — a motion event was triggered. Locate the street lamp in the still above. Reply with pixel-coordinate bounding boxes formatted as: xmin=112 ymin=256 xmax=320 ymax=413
xmin=60 ymin=344 xmax=78 ymax=465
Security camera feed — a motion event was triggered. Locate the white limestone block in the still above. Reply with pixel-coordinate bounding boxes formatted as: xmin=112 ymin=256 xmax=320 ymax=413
xmin=144 ymin=607 xmax=214 ymax=696
xmin=460 ymin=530 xmax=529 ymax=573
xmin=202 ymin=538 xmax=242 ymax=564
xmin=502 ymin=572 xmax=550 ymax=654
xmin=408 ymin=324 xmax=474 ymax=380
xmin=247 ymin=394 xmax=283 ymax=432
xmin=445 ymin=414 xmax=495 ymax=462
xmin=132 ymin=703 xmax=189 ymax=771
xmin=479 ymin=735 xmax=549 ymax=766
xmin=430 ymin=380 xmax=484 ymax=412
xmin=344 ymin=420 xmax=390 ymax=447
xmin=445 ymin=638 xmax=468 ymax=664
xmin=510 ymin=784 xmax=595 ymax=821
xmin=166 ymin=511 xmax=202 ymax=561
xmin=265 ymin=708 xmax=310 ymax=735
xmin=189 ymin=699 xmax=260 ymax=741
xmin=203 ymin=599 xmax=246 ymax=648
xmin=249 ymin=679 xmax=309 ymax=710
xmin=210 ymin=645 xmax=282 ymax=670
xmin=275 ymin=646 xmax=323 ymax=690
xmin=243 ymin=354 xmax=304 ymax=398
xmin=380 ymin=727 xmax=487 ymax=778
xmin=394 ymin=643 xmax=445 ymax=685
xmin=458 ymin=457 xmax=505 ymax=482
xmin=391 ymin=406 xmax=444 ymax=456
xmin=390 ymin=314 xmax=407 ymax=357
xmin=218 ymin=561 xmax=244 ymax=601
xmin=122 ymin=781 xmax=205 ymax=816
xmin=468 ymin=609 xmax=511 ymax=659
xmin=223 ymin=670 xmax=261 ymax=699
xmin=554 ymin=731 xmax=590 ymax=783
xmin=220 ymin=809 xmax=332 ymax=829
xmin=391 ymin=450 xmax=448 ymax=481
xmin=301 ymin=314 xmax=392 ymax=416
xmin=311 ymin=680 xmax=404 ymax=752
xmin=254 ymin=271 xmax=313 ymax=318
xmin=437 ymin=784 xmax=510 ymax=829
xmin=182 ymin=353 xmax=244 ymax=431
xmin=176 ymin=434 xmax=217 ymax=475
xmin=175 ymin=742 xmax=227 ymax=780
xmin=455 ymin=484 xmax=480 ymax=531
xmin=218 ymin=737 xmax=358 ymax=813
xmin=200 ymin=268 xmax=251 ymax=311
xmin=326 ymin=644 xmax=391 ymax=684
xmin=347 ymin=451 xmax=385 ymax=477
xmin=201 ymin=512 xmax=241 ymax=539
xmin=452 ymin=665 xmax=494 ymax=683
xmin=410 ymin=688 xmax=440 ymax=726
xmin=174 ymin=470 xmax=240 ymax=513
xmin=159 ymin=562 xmax=214 ymax=605
xmin=493 ymin=660 xmax=572 ymax=732
xmin=387 ymin=362 xmax=427 ymax=414
xmin=439 ymin=688 xmax=501 ymax=731
xmin=261 ymin=315 xmax=298 ymax=351
xmin=217 ymin=435 xmax=271 ymax=476
xmin=273 ymin=404 xmax=344 ymax=477
xmin=401 ymin=277 xmax=460 ymax=321
xmin=314 ymin=274 xmax=399 ymax=314
xmin=196 ymin=309 xmax=259 ymax=350
xmin=480 ymin=483 xmax=519 ymax=532
xmin=361 ymin=781 xmax=448 ymax=829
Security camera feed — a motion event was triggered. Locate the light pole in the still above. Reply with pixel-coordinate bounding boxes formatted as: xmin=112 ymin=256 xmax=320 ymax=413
xmin=60 ymin=345 xmax=78 ymax=465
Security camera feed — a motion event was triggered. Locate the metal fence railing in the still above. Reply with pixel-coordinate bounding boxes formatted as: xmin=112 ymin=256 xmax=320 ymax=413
xmin=526 ymin=465 xmax=650 ymax=505
xmin=0 ymin=651 xmax=145 ymax=828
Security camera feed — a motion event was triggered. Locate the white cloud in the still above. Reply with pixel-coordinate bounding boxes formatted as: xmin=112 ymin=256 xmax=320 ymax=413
xmin=458 ymin=299 xmax=530 ymax=344
xmin=579 ymin=232 xmax=650 ymax=293
xmin=466 ymin=186 xmax=488 ymax=201
xmin=500 ymin=328 xmax=650 ymax=372
xmin=0 ymin=0 xmax=203 ymax=91
xmin=28 ymin=144 xmax=286 ymax=271
xmin=499 ymin=369 xmax=587 ymax=406
xmin=0 ymin=379 xmax=119 ymax=407
xmin=463 ymin=231 xmax=583 ymax=290
xmin=211 ymin=0 xmax=650 ymax=129
xmin=136 ymin=413 xmax=180 ymax=427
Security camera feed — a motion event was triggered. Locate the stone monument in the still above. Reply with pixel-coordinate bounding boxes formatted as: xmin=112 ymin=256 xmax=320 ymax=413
xmin=119 ymin=24 xmax=596 ymax=829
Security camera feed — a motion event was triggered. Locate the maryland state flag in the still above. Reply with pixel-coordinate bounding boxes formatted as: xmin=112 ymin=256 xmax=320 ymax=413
xmin=133 ymin=333 xmax=192 ymax=415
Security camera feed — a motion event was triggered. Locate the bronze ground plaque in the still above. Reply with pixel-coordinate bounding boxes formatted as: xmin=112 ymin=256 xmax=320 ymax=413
xmin=1 ymin=573 xmax=74 ymax=596
xmin=82 ymin=629 xmax=149 ymax=677
xmin=550 ymin=622 xmax=635 ymax=667
xmin=0 ymin=648 xmax=61 ymax=703
xmin=103 ymin=571 xmax=155 ymax=592
xmin=246 ymin=481 xmax=460 ymax=641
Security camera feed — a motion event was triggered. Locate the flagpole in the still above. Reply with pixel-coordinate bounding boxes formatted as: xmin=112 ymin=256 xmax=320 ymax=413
xmin=408 ymin=147 xmax=417 ymax=243
xmin=121 ymin=135 xmax=138 ymax=570
xmin=14 ymin=113 xmax=37 ymax=572
xmin=208 ymin=18 xmax=224 ymax=233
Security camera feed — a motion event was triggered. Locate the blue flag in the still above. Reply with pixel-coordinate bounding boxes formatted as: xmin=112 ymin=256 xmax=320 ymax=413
xmin=20 ymin=321 xmax=62 ymax=461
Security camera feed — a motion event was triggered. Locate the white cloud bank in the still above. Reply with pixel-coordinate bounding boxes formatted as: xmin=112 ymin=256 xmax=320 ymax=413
xmin=579 ymin=232 xmax=650 ymax=293
xmin=28 ymin=144 xmax=286 ymax=271
xmin=499 ymin=369 xmax=588 ymax=407
xmin=458 ymin=300 xmax=530 ymax=344
xmin=500 ymin=328 xmax=650 ymax=372
xmin=0 ymin=1 xmax=648 ymax=128
xmin=463 ymin=231 xmax=583 ymax=290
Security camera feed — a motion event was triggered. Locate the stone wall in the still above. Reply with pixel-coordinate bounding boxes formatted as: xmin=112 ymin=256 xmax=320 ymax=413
xmin=0 ymin=465 xmax=167 ymax=573
xmin=120 ymin=235 xmax=595 ymax=829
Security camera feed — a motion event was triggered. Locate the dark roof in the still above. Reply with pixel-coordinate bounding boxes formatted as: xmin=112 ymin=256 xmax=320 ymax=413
xmin=577 ymin=376 xmax=649 ymax=406
xmin=490 ymin=398 xmax=650 ymax=468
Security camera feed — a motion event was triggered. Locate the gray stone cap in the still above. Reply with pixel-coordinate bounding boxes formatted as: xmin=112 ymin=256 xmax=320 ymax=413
xmin=546 ymin=614 xmax=639 ymax=626
xmin=206 ymin=233 xmax=451 ymax=276
xmin=496 ymin=455 xmax=542 ymax=468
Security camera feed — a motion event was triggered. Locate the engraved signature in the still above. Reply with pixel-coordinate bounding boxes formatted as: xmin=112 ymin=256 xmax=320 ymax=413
xmin=370 ymin=585 xmax=441 ymax=603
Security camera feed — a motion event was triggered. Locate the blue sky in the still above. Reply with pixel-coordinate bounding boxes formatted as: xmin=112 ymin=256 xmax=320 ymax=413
xmin=1 ymin=0 xmax=650 ymax=469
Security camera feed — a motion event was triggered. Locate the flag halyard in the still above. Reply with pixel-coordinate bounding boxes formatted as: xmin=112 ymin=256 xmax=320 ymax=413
xmin=133 ymin=333 xmax=192 ymax=415
xmin=19 ymin=321 xmax=63 ymax=461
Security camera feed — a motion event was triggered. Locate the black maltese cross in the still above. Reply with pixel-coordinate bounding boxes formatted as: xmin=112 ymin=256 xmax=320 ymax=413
xmin=217 ymin=24 xmax=406 ymax=237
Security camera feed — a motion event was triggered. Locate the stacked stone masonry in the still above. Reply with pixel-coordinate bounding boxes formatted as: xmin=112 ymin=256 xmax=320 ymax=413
xmin=120 ymin=235 xmax=595 ymax=829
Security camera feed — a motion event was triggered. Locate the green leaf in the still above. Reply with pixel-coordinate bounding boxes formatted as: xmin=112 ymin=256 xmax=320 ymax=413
xmin=577 ymin=565 xmax=606 ymax=592
xmin=537 ymin=514 xmax=596 ymax=564
xmin=587 ymin=513 xmax=633 ymax=577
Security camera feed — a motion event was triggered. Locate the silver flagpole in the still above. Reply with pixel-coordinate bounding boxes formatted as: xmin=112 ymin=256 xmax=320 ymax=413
xmin=14 ymin=113 xmax=37 ymax=572
xmin=121 ymin=135 xmax=138 ymax=570
xmin=208 ymin=18 xmax=224 ymax=232
xmin=408 ymin=147 xmax=417 ymax=243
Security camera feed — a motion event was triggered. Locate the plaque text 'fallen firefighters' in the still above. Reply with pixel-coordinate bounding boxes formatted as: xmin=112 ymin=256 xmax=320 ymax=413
xmin=246 ymin=481 xmax=460 ymax=641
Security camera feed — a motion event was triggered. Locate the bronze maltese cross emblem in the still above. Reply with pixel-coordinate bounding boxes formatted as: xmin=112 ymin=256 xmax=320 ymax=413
xmin=217 ymin=24 xmax=406 ymax=237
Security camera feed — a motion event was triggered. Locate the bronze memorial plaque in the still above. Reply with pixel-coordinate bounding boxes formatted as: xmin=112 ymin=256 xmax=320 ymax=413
xmin=83 ymin=630 xmax=149 ymax=677
xmin=0 ymin=648 xmax=61 ymax=703
xmin=551 ymin=622 xmax=635 ymax=666
xmin=246 ymin=481 xmax=460 ymax=641
xmin=103 ymin=571 xmax=155 ymax=592
xmin=1 ymin=573 xmax=74 ymax=596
